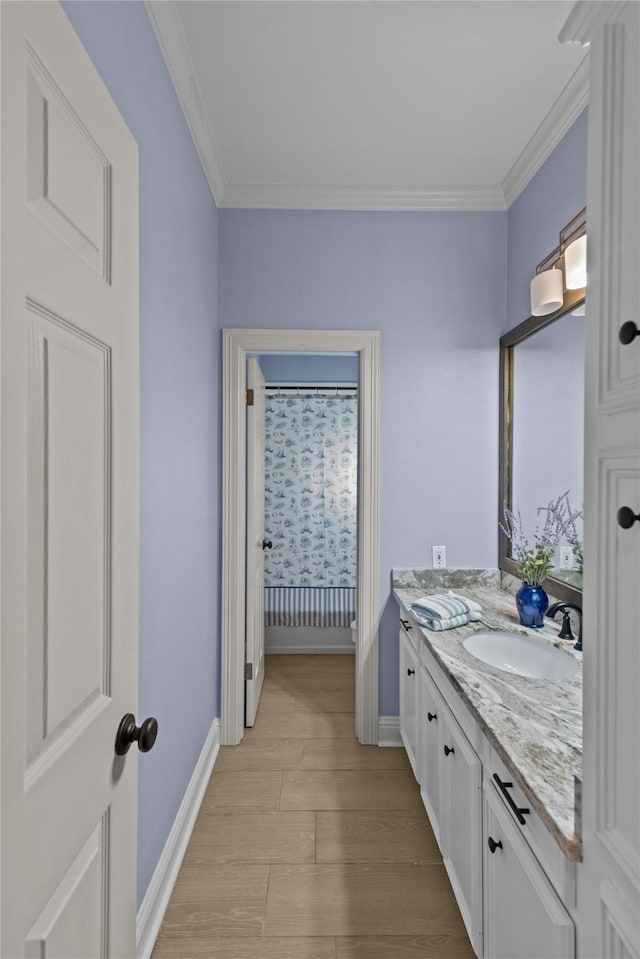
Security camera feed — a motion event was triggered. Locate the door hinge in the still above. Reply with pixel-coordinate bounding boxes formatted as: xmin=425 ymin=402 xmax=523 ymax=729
xmin=244 ymin=662 xmax=254 ymax=680
xmin=245 ymin=388 xmax=254 ymax=406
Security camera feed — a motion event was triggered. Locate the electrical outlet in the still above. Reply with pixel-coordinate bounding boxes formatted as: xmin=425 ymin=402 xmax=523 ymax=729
xmin=432 ymin=545 xmax=447 ymax=569
xmin=558 ymin=546 xmax=574 ymax=569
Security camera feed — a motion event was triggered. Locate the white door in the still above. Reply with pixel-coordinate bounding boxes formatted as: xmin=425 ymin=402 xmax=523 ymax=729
xmin=245 ymin=358 xmax=266 ymax=726
xmin=1 ymin=3 xmax=140 ymax=957
xmin=569 ymin=3 xmax=640 ymax=957
xmin=441 ymin=709 xmax=483 ymax=957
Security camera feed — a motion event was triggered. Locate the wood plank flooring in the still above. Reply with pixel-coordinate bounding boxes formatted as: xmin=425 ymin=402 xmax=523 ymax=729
xmin=152 ymin=654 xmax=474 ymax=959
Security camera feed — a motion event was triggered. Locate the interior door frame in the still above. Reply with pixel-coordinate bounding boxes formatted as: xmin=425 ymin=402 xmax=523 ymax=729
xmin=221 ymin=329 xmax=381 ymax=745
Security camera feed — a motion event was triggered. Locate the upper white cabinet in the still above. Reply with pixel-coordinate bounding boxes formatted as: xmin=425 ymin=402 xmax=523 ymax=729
xmin=483 ymin=781 xmax=575 ymax=959
xmin=399 ymin=620 xmax=419 ymax=779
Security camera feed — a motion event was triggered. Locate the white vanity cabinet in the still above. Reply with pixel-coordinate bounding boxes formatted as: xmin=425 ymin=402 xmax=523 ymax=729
xmin=399 ymin=608 xmax=577 ymax=958
xmin=399 ymin=619 xmax=419 ymax=779
xmin=483 ymin=780 xmax=575 ymax=959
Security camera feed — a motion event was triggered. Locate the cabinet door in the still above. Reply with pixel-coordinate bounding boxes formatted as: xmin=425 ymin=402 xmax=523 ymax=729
xmin=418 ymin=665 xmax=445 ymax=847
xmin=441 ymin=709 xmax=483 ymax=956
xmin=399 ymin=625 xmax=419 ymax=778
xmin=484 ymin=783 xmax=575 ymax=959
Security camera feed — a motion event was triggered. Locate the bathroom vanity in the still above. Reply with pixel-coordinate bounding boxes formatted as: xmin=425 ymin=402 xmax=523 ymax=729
xmin=394 ymin=568 xmax=582 ymax=959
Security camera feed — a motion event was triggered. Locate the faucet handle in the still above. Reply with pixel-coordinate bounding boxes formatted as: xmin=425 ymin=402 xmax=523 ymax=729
xmin=557 ymin=610 xmax=575 ymax=641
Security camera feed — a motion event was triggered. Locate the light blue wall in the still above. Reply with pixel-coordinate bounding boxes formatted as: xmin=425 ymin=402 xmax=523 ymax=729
xmin=257 ymin=353 xmax=359 ymax=383
xmin=62 ymin=1 xmax=220 ymax=907
xmin=507 ymin=109 xmax=588 ymax=329
xmin=55 ymin=0 xmax=589 ymax=902
xmin=219 ymin=210 xmax=508 ymax=713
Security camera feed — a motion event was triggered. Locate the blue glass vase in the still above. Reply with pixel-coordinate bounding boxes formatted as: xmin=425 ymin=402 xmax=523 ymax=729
xmin=515 ymin=583 xmax=549 ymax=628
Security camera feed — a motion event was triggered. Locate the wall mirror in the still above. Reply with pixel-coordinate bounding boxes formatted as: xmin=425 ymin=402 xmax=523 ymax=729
xmin=499 ymin=290 xmax=585 ymax=605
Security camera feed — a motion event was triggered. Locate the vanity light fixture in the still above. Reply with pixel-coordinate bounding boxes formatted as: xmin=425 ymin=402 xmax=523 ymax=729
xmin=529 ymin=208 xmax=587 ymax=316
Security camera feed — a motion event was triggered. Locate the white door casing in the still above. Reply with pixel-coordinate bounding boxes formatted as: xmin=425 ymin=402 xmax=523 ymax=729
xmin=1 ymin=3 xmax=139 ymax=957
xmin=245 ymin=358 xmax=266 ymax=726
xmin=560 ymin=3 xmax=640 ymax=956
xmin=222 ymin=330 xmax=380 ymax=746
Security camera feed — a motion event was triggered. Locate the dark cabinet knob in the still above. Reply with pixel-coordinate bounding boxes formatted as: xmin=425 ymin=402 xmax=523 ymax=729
xmin=443 ymin=744 xmax=454 ymax=757
xmin=115 ymin=713 xmax=158 ymax=756
xmin=488 ymin=836 xmax=503 ymax=854
xmin=262 ymin=539 xmax=273 ymax=550
xmin=619 ymin=321 xmax=639 ymax=345
xmin=407 ymin=668 xmax=415 ymax=676
xmin=427 ymin=712 xmax=437 ymax=722
xmin=617 ymin=506 xmax=640 ymax=529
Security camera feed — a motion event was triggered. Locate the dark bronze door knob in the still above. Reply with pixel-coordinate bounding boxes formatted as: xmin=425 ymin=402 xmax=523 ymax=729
xmin=619 ymin=321 xmax=639 ymax=345
xmin=262 ymin=539 xmax=273 ymax=550
xmin=617 ymin=506 xmax=640 ymax=529
xmin=115 ymin=713 xmax=158 ymax=756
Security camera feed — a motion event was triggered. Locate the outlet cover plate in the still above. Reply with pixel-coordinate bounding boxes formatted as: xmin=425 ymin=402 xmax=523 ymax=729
xmin=432 ymin=545 xmax=447 ymax=569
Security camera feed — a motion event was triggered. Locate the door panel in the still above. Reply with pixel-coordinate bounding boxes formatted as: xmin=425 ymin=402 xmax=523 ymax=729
xmin=26 ymin=306 xmax=110 ymax=759
xmin=1 ymin=4 xmax=139 ymax=957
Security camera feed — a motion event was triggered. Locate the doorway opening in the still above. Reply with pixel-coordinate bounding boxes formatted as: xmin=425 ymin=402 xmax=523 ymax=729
xmin=221 ymin=330 xmax=380 ymax=746
xmin=260 ymin=353 xmax=359 ymax=656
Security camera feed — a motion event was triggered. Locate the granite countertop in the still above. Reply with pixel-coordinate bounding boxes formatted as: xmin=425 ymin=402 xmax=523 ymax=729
xmin=393 ymin=568 xmax=582 ymax=862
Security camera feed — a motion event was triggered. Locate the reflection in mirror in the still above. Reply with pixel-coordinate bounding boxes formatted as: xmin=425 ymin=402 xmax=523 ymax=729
xmin=499 ymin=294 xmax=586 ymax=604
xmin=512 ymin=313 xmax=585 ymax=588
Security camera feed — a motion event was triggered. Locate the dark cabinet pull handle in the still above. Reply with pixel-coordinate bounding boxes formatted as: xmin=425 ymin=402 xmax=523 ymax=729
xmin=488 ymin=836 xmax=503 ymax=854
xmin=619 ymin=321 xmax=639 ymax=345
xmin=115 ymin=714 xmax=158 ymax=756
xmin=262 ymin=539 xmax=273 ymax=550
xmin=400 ymin=618 xmax=412 ymax=630
xmin=443 ymin=744 xmax=454 ymax=757
xmin=407 ymin=668 xmax=415 ymax=676
xmin=492 ymin=773 xmax=530 ymax=825
xmin=427 ymin=712 xmax=437 ymax=722
xmin=617 ymin=506 xmax=640 ymax=529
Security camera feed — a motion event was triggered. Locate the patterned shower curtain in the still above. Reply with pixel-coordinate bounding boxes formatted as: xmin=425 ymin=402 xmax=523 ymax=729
xmin=264 ymin=393 xmax=358 ymax=626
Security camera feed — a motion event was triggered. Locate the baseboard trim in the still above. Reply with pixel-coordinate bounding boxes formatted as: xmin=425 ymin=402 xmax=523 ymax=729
xmin=136 ymin=718 xmax=221 ymax=959
xmin=266 ymin=645 xmax=355 ymax=655
xmin=378 ymin=715 xmax=402 ymax=747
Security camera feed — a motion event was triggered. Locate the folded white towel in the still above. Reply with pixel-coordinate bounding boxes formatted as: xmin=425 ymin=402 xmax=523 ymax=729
xmin=410 ymin=591 xmax=483 ymax=632
xmin=411 ymin=609 xmax=480 ymax=631
xmin=446 ymin=591 xmax=482 ymax=613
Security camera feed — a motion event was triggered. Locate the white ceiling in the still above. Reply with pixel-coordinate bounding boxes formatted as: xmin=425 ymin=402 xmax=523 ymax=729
xmin=147 ymin=1 xmax=588 ymax=210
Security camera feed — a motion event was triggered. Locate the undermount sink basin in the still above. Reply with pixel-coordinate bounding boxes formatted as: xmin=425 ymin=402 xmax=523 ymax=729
xmin=463 ymin=630 xmax=580 ymax=681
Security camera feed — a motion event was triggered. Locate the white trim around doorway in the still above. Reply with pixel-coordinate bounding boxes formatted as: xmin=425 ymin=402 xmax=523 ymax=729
xmin=221 ymin=329 xmax=381 ymax=745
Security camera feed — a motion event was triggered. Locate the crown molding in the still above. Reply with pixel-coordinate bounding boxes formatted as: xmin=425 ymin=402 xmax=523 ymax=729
xmin=220 ymin=182 xmax=507 ymax=211
xmin=144 ymin=0 xmax=226 ymax=204
xmin=146 ymin=0 xmax=591 ymax=214
xmin=559 ymin=1 xmax=629 ymax=45
xmin=501 ymin=54 xmax=589 ymax=208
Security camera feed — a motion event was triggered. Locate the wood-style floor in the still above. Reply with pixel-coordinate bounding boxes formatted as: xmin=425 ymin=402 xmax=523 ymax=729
xmin=152 ymin=654 xmax=474 ymax=959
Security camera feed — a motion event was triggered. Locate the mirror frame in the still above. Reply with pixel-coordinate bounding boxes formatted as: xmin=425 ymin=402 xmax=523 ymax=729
xmin=498 ymin=289 xmax=585 ymax=606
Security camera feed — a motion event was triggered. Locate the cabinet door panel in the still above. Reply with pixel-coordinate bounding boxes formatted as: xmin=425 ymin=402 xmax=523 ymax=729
xmin=419 ymin=665 xmax=445 ymax=847
xmin=442 ymin=710 xmax=483 ymax=956
xmin=399 ymin=627 xmax=419 ymax=779
xmin=484 ymin=783 xmax=575 ymax=959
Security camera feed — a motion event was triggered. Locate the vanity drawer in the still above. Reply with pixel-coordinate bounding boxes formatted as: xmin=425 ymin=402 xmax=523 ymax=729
xmin=487 ymin=746 xmax=577 ymax=907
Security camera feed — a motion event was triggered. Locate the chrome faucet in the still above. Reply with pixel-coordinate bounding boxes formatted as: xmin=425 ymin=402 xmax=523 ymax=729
xmin=547 ymin=602 xmax=583 ymax=652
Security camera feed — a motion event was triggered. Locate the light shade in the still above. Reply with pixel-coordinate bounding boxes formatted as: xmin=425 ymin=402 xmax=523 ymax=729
xmin=530 ymin=268 xmax=563 ymax=316
xmin=564 ymin=234 xmax=587 ymax=289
